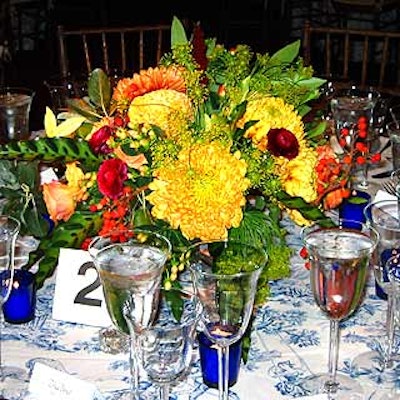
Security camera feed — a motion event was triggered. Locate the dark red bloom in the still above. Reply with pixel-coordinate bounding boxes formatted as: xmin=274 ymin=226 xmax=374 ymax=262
xmin=267 ymin=128 xmax=299 ymax=160
xmin=97 ymin=158 xmax=128 ymax=199
xmin=89 ymin=126 xmax=113 ymax=154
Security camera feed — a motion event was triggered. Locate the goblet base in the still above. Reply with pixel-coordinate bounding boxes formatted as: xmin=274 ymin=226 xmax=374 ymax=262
xmin=303 ymin=372 xmax=364 ymax=400
xmin=98 ymin=326 xmax=129 ymax=354
xmin=0 ymin=366 xmax=29 ymax=400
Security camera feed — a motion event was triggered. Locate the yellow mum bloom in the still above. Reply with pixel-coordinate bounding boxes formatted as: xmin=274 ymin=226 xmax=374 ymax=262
xmin=237 ymin=96 xmax=305 ymax=152
xmin=147 ymin=142 xmax=250 ymax=241
xmin=127 ymin=89 xmax=192 ymax=139
xmin=279 ymin=146 xmax=318 ymax=225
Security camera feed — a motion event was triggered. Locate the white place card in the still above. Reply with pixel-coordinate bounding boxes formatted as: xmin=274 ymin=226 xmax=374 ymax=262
xmin=52 ymin=248 xmax=112 ymax=327
xmin=27 ymin=362 xmax=104 ymax=400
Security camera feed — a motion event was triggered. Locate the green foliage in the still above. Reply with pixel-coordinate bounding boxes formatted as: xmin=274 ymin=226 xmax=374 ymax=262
xmin=0 ymin=137 xmax=102 ymax=169
xmin=24 ymin=211 xmax=103 ymax=288
xmin=0 ymin=160 xmax=49 ymax=238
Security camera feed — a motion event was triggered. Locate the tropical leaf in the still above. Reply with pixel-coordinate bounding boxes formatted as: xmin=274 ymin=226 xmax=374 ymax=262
xmin=0 ymin=137 xmax=102 ymax=168
xmin=24 ymin=211 xmax=103 ymax=288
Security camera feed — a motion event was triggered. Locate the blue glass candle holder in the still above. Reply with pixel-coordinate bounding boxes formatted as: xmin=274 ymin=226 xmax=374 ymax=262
xmin=198 ymin=332 xmax=242 ymax=389
xmin=339 ymin=190 xmax=371 ymax=230
xmin=3 ymin=269 xmax=36 ymax=324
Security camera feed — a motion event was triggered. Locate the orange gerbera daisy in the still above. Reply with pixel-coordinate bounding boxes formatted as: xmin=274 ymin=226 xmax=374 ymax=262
xmin=112 ymin=66 xmax=186 ymax=105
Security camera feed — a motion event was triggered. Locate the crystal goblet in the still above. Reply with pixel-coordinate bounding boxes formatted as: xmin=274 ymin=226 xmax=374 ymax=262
xmin=301 ymin=219 xmax=378 ymax=399
xmin=188 ymin=239 xmax=267 ymax=400
xmin=139 ymin=287 xmax=202 ymax=400
xmin=91 ymin=229 xmax=171 ymax=400
xmin=0 ymin=215 xmax=30 ymax=399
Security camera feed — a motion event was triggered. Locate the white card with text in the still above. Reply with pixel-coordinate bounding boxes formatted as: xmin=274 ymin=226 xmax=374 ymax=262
xmin=27 ymin=362 xmax=103 ymax=400
xmin=52 ymin=248 xmax=112 ymax=327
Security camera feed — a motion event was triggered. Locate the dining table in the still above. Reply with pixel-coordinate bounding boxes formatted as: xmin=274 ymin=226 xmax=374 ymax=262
xmin=3 ymin=136 xmax=398 ymax=400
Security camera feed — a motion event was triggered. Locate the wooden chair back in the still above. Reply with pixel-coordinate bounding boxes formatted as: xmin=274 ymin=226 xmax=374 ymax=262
xmin=302 ymin=20 xmax=400 ymax=96
xmin=56 ymin=24 xmax=171 ymax=80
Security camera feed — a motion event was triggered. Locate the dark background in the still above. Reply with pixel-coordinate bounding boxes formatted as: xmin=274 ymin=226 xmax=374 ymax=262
xmin=2 ymin=0 xmax=400 ymax=130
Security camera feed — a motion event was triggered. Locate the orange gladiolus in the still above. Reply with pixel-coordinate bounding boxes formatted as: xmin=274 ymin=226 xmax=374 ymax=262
xmin=42 ymin=181 xmax=78 ymax=222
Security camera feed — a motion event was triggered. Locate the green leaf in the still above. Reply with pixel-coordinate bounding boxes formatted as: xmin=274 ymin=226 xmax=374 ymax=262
xmin=270 ymin=40 xmax=300 ymax=64
xmin=305 ymin=120 xmax=327 ymax=140
xmin=0 ymin=137 xmax=102 ymax=169
xmin=171 ymin=16 xmax=188 ymax=47
xmin=24 ymin=211 xmax=103 ymax=288
xmin=87 ymin=68 xmax=111 ymax=111
xmin=276 ymin=190 xmax=331 ymax=222
xmin=0 ymin=160 xmax=19 ymax=190
xmin=67 ymin=98 xmax=100 ymax=121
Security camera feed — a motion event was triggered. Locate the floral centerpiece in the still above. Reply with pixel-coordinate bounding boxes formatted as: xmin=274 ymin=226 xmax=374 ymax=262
xmin=0 ymin=18 xmax=346 ymax=302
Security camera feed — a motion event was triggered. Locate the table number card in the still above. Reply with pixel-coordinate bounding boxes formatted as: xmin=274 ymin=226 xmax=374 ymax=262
xmin=52 ymin=248 xmax=112 ymax=327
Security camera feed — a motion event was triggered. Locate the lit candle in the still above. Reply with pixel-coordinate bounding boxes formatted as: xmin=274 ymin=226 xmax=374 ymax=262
xmin=3 ymin=269 xmax=36 ymax=324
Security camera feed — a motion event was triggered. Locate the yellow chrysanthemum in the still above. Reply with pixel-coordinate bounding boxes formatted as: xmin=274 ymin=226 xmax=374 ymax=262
xmin=147 ymin=142 xmax=250 ymax=241
xmin=237 ymin=96 xmax=305 ymax=152
xmin=127 ymin=89 xmax=192 ymax=139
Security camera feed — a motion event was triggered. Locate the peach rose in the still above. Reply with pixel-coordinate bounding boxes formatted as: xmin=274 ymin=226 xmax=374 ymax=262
xmin=42 ymin=181 xmax=77 ymax=222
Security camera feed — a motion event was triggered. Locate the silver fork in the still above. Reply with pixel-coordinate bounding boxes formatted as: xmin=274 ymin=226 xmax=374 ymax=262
xmin=381 ymin=179 xmax=399 ymax=196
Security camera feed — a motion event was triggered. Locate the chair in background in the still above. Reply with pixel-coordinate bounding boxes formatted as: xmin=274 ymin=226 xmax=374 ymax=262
xmin=302 ymin=20 xmax=400 ymax=97
xmin=56 ymin=23 xmax=171 ymax=81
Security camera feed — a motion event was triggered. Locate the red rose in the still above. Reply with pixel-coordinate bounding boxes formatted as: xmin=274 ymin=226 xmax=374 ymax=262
xmin=97 ymin=158 xmax=128 ymax=199
xmin=267 ymin=128 xmax=299 ymax=160
xmin=89 ymin=126 xmax=112 ymax=154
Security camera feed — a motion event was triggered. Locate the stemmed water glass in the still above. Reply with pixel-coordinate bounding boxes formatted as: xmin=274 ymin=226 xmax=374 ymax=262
xmin=0 ymin=215 xmax=28 ymax=399
xmin=301 ymin=219 xmax=378 ymax=399
xmin=91 ymin=229 xmax=171 ymax=400
xmin=139 ymin=287 xmax=202 ymax=400
xmin=188 ymin=239 xmax=267 ymax=400
xmin=352 ymin=200 xmax=400 ymax=377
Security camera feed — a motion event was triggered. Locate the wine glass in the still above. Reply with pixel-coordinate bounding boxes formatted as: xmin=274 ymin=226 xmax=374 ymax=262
xmin=139 ymin=287 xmax=202 ymax=400
xmin=91 ymin=229 xmax=171 ymax=400
xmin=188 ymin=239 xmax=267 ymax=400
xmin=301 ymin=219 xmax=378 ymax=398
xmin=0 ymin=215 xmax=28 ymax=398
xmin=352 ymin=200 xmax=400 ymax=375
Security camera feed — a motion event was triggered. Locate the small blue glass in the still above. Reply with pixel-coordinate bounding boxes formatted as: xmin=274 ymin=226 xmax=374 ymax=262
xmin=198 ymin=332 xmax=242 ymax=388
xmin=3 ymin=269 xmax=36 ymax=324
xmin=339 ymin=190 xmax=371 ymax=230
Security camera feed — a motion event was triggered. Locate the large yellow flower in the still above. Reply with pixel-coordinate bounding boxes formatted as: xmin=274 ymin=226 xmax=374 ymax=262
xmin=127 ymin=89 xmax=192 ymax=139
xmin=279 ymin=147 xmax=318 ymax=225
xmin=147 ymin=142 xmax=250 ymax=240
xmin=237 ymin=96 xmax=305 ymax=152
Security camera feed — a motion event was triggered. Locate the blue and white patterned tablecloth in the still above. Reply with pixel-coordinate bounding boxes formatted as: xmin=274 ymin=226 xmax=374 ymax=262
xmin=3 ymin=215 xmax=396 ymax=400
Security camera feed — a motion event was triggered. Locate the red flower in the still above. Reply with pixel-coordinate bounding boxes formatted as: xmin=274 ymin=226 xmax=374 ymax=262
xmin=89 ymin=126 xmax=113 ymax=154
xmin=267 ymin=128 xmax=299 ymax=160
xmin=97 ymin=158 xmax=128 ymax=199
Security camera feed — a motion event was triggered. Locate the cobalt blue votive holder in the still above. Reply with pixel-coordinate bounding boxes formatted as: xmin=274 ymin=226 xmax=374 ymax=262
xmin=339 ymin=190 xmax=371 ymax=230
xmin=3 ymin=269 xmax=36 ymax=324
xmin=198 ymin=332 xmax=242 ymax=389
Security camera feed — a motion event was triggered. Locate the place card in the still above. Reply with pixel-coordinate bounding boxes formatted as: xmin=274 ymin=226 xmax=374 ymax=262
xmin=52 ymin=248 xmax=112 ymax=327
xmin=27 ymin=362 xmax=104 ymax=400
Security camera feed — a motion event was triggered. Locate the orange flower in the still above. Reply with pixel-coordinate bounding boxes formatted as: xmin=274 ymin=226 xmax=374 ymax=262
xmin=42 ymin=181 xmax=78 ymax=222
xmin=112 ymin=66 xmax=186 ymax=104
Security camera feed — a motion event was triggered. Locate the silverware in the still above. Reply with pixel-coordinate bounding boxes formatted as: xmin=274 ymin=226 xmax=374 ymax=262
xmin=380 ymin=180 xmax=398 ymax=196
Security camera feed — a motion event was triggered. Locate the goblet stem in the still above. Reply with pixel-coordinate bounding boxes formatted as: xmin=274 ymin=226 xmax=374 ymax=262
xmin=326 ymin=320 xmax=340 ymax=394
xmin=159 ymin=383 xmax=170 ymax=400
xmin=217 ymin=345 xmax=230 ymax=400
xmin=384 ymin=291 xmax=397 ymax=369
xmin=128 ymin=333 xmax=141 ymax=400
